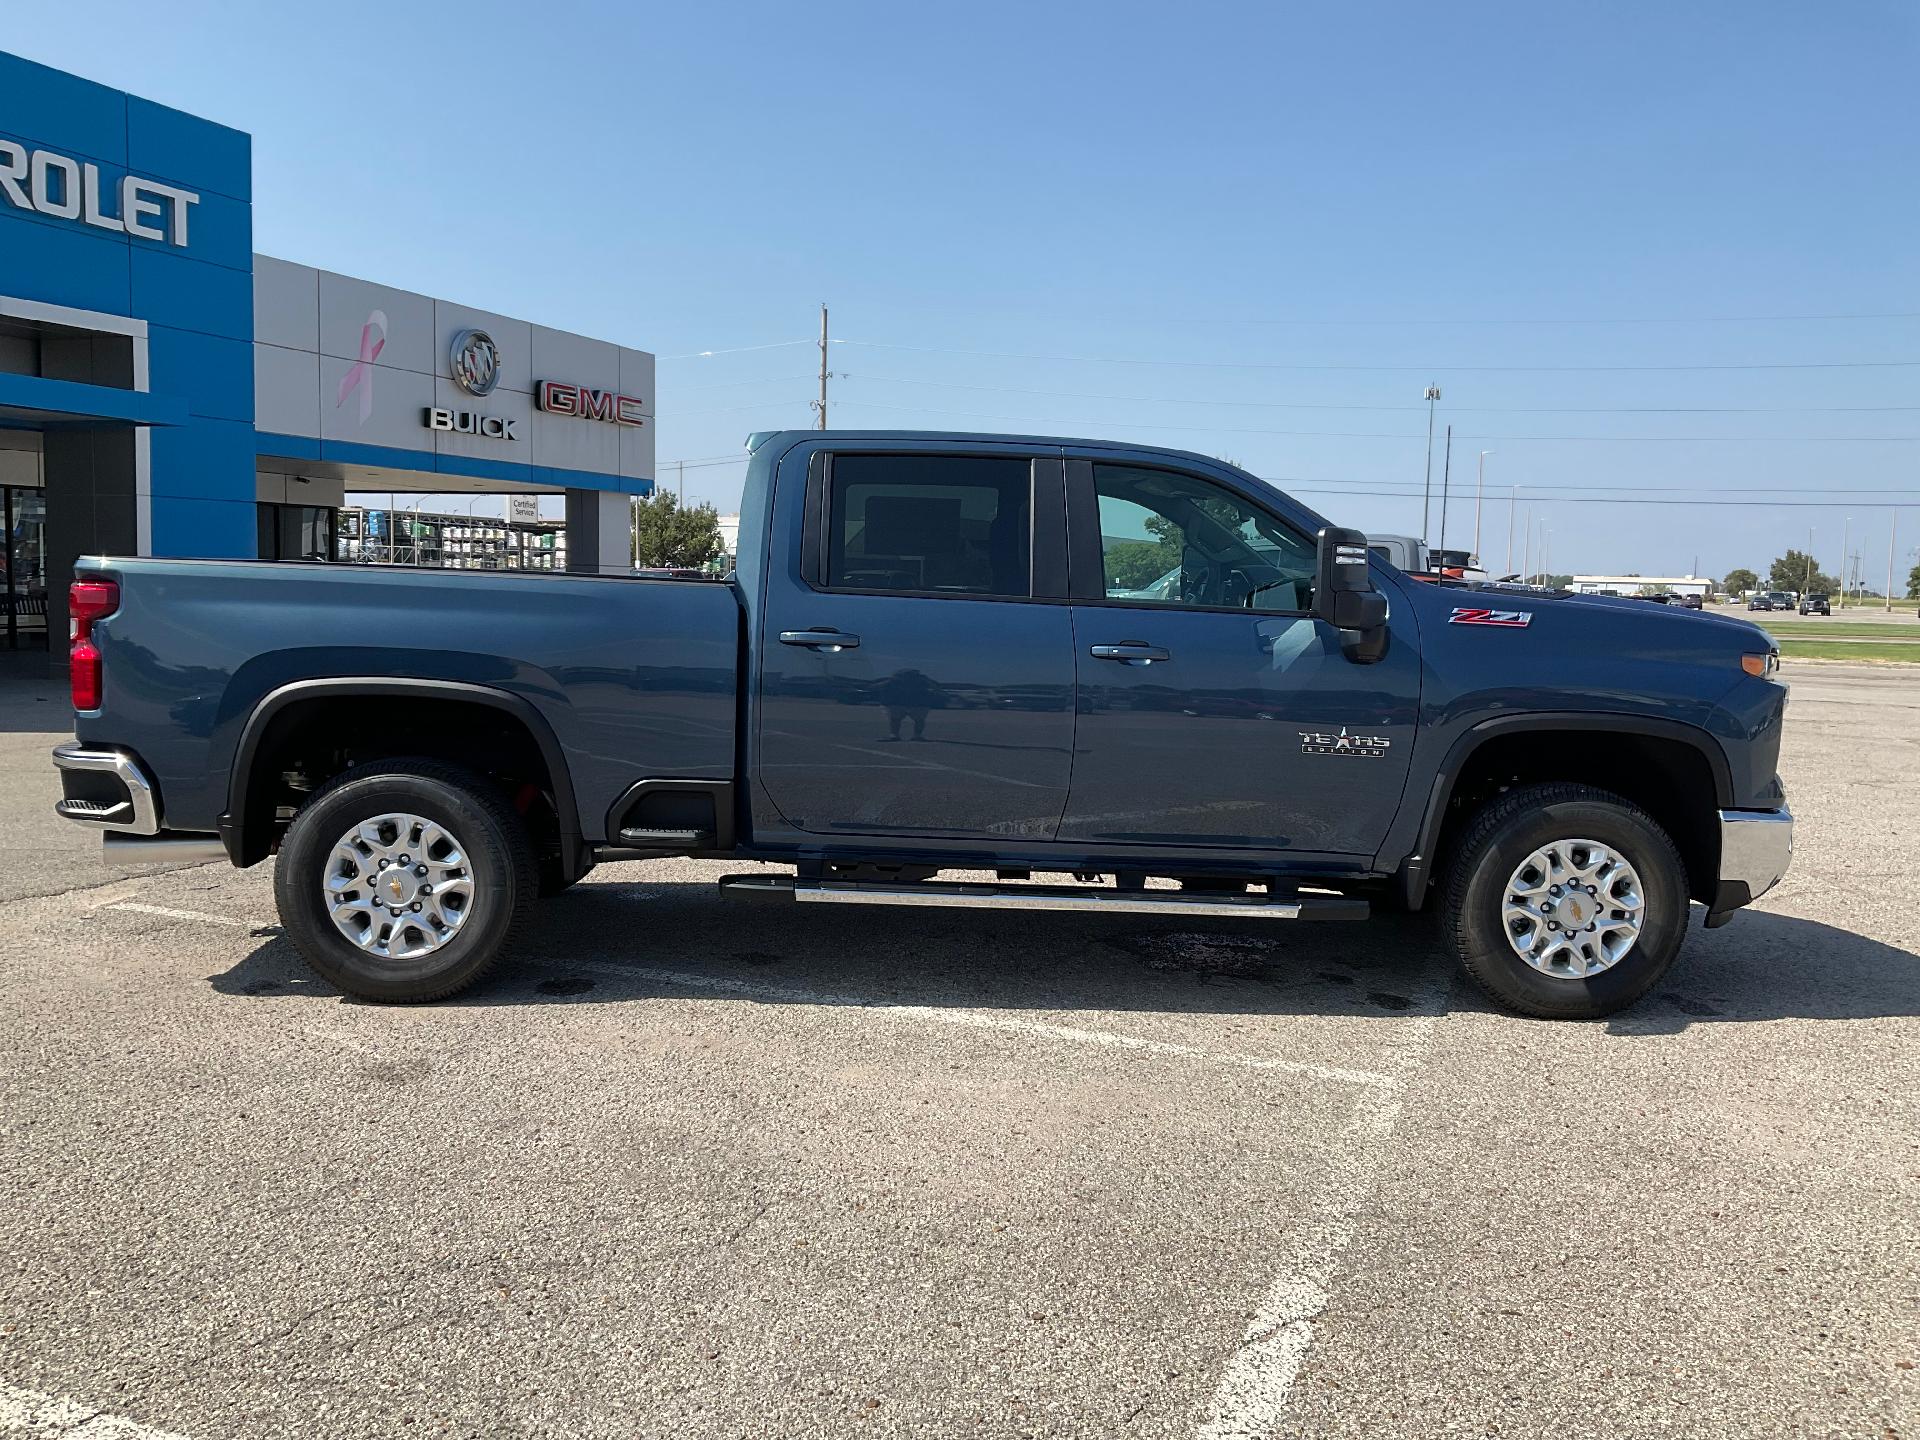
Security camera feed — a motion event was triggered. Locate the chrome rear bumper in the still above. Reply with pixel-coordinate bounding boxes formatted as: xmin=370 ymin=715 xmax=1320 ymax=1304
xmin=51 ymin=743 xmax=159 ymax=834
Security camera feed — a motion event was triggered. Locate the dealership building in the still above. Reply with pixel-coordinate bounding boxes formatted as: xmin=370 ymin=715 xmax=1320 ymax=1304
xmin=0 ymin=50 xmax=654 ymax=658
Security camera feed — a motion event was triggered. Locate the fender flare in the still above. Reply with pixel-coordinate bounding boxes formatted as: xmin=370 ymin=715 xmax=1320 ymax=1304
xmin=1396 ymin=710 xmax=1733 ymax=908
xmin=222 ymin=677 xmax=582 ymax=873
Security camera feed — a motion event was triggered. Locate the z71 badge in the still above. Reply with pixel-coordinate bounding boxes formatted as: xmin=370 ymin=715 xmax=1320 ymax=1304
xmin=1299 ymin=726 xmax=1392 ymax=757
xmin=1449 ymin=607 xmax=1533 ymax=628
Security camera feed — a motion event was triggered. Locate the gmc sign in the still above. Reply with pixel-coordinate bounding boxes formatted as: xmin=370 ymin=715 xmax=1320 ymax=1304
xmin=537 ymin=380 xmax=647 ymax=427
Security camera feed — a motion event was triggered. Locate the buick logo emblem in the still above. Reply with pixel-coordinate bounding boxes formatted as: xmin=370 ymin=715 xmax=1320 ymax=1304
xmin=449 ymin=329 xmax=501 ymax=396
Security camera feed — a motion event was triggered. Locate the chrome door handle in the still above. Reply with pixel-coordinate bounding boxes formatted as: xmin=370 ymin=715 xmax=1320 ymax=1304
xmin=1089 ymin=642 xmax=1170 ymax=664
xmin=779 ymin=629 xmax=861 ymax=651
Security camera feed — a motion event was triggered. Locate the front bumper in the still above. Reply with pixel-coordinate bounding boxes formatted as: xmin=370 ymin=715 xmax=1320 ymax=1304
xmin=1705 ymin=805 xmax=1793 ymax=926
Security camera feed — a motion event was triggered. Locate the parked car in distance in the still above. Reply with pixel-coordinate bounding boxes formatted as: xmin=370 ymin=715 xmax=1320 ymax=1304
xmin=52 ymin=429 xmax=1793 ymax=1022
xmin=1678 ymin=593 xmax=1704 ymax=610
xmin=1799 ymin=592 xmax=1830 ymax=615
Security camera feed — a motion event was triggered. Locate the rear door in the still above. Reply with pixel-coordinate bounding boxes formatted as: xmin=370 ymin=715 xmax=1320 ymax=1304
xmin=755 ymin=443 xmax=1077 ymax=841
xmin=1058 ymin=456 xmax=1420 ymax=859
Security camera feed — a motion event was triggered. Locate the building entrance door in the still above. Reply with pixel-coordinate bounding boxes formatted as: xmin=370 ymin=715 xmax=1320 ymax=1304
xmin=3 ymin=486 xmax=49 ymax=652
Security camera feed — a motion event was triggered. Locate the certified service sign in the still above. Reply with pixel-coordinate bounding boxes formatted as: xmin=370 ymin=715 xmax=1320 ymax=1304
xmin=449 ymin=329 xmax=501 ymax=396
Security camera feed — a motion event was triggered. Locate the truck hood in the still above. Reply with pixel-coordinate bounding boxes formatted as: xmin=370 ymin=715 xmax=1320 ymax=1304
xmin=1409 ymin=578 xmax=1777 ymax=657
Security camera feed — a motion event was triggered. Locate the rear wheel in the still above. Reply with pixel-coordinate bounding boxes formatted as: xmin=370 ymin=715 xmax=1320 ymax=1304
xmin=1440 ymin=782 xmax=1689 ymax=1019
xmin=274 ymin=760 xmax=535 ymax=1002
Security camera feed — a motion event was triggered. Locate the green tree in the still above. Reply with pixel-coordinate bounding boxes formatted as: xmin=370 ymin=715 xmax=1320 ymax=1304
xmin=1907 ymin=561 xmax=1920 ymax=601
xmin=632 ymin=492 xmax=722 ymax=569
xmin=1722 ymin=567 xmax=1759 ymax=595
xmin=1104 ymin=539 xmax=1174 ymax=589
xmin=1767 ymin=550 xmax=1837 ymax=595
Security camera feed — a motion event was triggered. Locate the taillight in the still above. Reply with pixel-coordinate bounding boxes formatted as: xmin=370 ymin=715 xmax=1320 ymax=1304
xmin=69 ymin=578 xmax=119 ymax=712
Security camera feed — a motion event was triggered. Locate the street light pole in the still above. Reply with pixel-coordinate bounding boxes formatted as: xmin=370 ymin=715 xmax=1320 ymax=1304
xmin=1473 ymin=450 xmax=1493 ymax=567
xmin=1842 ymin=515 xmax=1851 ymax=607
xmin=1506 ymin=484 xmax=1519 ymax=577
xmin=1888 ymin=509 xmax=1898 ymax=613
xmin=1522 ymin=506 xmax=1534 ymax=583
xmin=1438 ymin=425 xmax=1454 ymax=554
xmin=1421 ymin=385 xmax=1441 ymax=543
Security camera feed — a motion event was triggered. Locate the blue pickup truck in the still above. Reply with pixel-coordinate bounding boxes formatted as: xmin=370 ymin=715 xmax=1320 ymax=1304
xmin=52 ymin=430 xmax=1792 ymax=1018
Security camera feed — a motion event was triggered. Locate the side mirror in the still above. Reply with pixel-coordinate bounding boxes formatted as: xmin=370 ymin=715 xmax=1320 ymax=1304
xmin=1314 ymin=527 xmax=1389 ymax=662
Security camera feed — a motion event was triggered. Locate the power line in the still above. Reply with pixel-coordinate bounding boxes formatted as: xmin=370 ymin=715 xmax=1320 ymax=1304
xmin=833 ymin=399 xmax=1920 ymax=443
xmin=837 ymin=372 xmax=1920 ymax=416
xmin=831 ymin=338 xmax=1920 ymax=374
xmin=673 ymin=372 xmax=816 ymax=392
xmin=1277 ymin=486 xmax=1918 ymax=509
xmin=660 ymin=339 xmax=813 ymax=360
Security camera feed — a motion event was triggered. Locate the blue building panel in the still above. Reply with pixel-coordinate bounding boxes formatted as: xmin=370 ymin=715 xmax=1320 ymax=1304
xmin=148 ymin=495 xmax=255 ymax=559
xmin=0 ymin=209 xmax=132 ymax=314
xmin=146 ymin=326 xmax=254 ymax=422
xmin=128 ymin=246 xmax=253 ymax=339
xmin=126 ymin=95 xmax=251 ymax=203
xmin=0 ymin=52 xmax=128 ymax=166
xmin=149 ymin=416 xmax=258 ymax=502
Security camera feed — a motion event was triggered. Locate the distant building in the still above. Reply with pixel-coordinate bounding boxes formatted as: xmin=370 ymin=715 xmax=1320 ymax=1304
xmin=1568 ymin=575 xmax=1712 ymax=598
xmin=717 ymin=513 xmax=741 ymax=569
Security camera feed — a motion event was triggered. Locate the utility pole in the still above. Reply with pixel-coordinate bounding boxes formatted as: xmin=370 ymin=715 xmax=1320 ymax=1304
xmin=1438 ymin=425 xmax=1454 ymax=554
xmin=813 ymin=303 xmax=830 ymax=430
xmin=677 ymin=458 xmax=684 ymax=504
xmin=1805 ymin=526 xmax=1814 ymax=597
xmin=1420 ymin=385 xmax=1441 ymax=543
xmin=1522 ymin=505 xmax=1534 ymax=583
xmin=1473 ymin=450 xmax=1492 ymax=567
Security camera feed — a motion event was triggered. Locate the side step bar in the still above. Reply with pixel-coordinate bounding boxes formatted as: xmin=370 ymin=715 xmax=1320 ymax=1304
xmin=718 ymin=874 xmax=1367 ymax=921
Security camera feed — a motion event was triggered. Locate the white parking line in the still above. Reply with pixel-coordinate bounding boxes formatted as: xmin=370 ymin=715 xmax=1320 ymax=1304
xmin=103 ymin=902 xmax=250 ymax=928
xmin=1195 ymin=975 xmax=1447 ymax=1439
xmin=535 ymin=959 xmax=1398 ymax=1088
xmin=0 ymin=1379 xmax=194 ymax=1439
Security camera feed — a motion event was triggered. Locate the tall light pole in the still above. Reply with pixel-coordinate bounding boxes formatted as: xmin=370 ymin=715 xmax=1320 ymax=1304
xmin=1421 ymin=385 xmax=1441 ymax=543
xmin=1888 ymin=509 xmax=1898 ymax=613
xmin=1473 ymin=451 xmax=1493 ymax=567
xmin=1505 ymin=484 xmax=1520 ymax=577
xmin=1438 ymin=425 xmax=1454 ymax=554
xmin=1522 ymin=505 xmax=1534 ymax=583
xmin=1805 ymin=526 xmax=1814 ymax=597
xmin=1842 ymin=515 xmax=1851 ymax=606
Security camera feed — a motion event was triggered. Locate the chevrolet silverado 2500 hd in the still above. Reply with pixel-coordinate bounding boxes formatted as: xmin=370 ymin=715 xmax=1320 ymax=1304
xmin=52 ymin=430 xmax=1792 ymax=1018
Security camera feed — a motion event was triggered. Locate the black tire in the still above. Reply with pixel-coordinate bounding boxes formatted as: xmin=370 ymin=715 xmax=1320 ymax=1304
xmin=274 ymin=759 xmax=536 ymax=1003
xmin=1440 ymin=782 xmax=1690 ymax=1019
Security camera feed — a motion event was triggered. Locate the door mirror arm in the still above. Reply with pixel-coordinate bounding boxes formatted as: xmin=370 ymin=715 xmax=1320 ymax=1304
xmin=1313 ymin=526 xmax=1390 ymax=664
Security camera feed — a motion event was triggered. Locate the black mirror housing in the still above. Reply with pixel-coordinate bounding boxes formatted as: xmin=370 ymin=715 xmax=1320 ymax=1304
xmin=1314 ymin=526 xmax=1389 ymax=662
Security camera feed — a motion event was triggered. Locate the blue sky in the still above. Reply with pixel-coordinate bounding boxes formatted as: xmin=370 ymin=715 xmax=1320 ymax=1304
xmin=11 ymin=1 xmax=1918 ymax=584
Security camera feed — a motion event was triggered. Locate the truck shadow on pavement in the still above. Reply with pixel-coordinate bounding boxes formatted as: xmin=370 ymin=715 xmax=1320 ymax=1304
xmin=206 ymin=879 xmax=1918 ymax=1033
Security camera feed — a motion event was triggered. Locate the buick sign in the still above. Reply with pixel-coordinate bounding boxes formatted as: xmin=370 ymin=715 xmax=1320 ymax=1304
xmin=449 ymin=329 xmax=501 ymax=396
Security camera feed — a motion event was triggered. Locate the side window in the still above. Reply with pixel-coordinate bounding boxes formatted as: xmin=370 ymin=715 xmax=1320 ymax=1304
xmin=826 ymin=455 xmax=1032 ymax=597
xmin=829 ymin=458 xmax=1036 ymax=599
xmin=1093 ymin=464 xmax=1315 ymax=613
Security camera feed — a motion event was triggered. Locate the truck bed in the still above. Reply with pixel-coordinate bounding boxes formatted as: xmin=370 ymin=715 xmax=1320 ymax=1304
xmin=75 ymin=557 xmax=743 ymax=842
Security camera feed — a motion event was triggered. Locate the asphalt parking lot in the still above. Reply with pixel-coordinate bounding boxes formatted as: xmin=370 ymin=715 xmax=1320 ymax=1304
xmin=1 ymin=661 xmax=1915 ymax=1439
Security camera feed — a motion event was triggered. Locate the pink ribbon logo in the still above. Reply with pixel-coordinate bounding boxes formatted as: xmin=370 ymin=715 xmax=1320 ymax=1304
xmin=335 ymin=309 xmax=387 ymax=424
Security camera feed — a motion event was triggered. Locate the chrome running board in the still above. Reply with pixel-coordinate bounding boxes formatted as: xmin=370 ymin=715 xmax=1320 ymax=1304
xmin=718 ymin=874 xmax=1367 ymax=920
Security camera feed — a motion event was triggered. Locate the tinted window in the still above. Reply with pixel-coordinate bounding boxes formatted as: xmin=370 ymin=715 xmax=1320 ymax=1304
xmin=827 ymin=455 xmax=1031 ymax=596
xmin=1093 ymin=464 xmax=1315 ymax=612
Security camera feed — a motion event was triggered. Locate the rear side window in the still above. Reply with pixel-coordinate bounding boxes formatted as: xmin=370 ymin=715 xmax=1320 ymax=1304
xmin=826 ymin=455 xmax=1032 ymax=597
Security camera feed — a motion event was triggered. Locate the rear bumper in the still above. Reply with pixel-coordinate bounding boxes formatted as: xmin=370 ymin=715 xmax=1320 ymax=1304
xmin=1705 ymin=805 xmax=1792 ymax=926
xmin=52 ymin=743 xmax=227 ymax=865
xmin=51 ymin=743 xmax=159 ymax=834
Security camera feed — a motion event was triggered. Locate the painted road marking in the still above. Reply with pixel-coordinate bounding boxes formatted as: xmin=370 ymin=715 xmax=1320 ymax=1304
xmin=1195 ymin=969 xmax=1449 ymax=1439
xmin=532 ymin=959 xmax=1398 ymax=1089
xmin=103 ymin=902 xmax=250 ymax=928
xmin=0 ymin=1379 xmax=195 ymax=1439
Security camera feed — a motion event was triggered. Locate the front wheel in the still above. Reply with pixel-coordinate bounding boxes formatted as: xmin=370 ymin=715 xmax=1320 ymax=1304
xmin=1440 ymin=782 xmax=1690 ymax=1019
xmin=274 ymin=760 xmax=536 ymax=1002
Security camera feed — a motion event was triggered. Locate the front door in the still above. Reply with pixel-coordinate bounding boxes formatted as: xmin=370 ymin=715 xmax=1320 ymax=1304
xmin=1058 ymin=458 xmax=1419 ymax=859
xmin=756 ymin=445 xmax=1077 ymax=842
